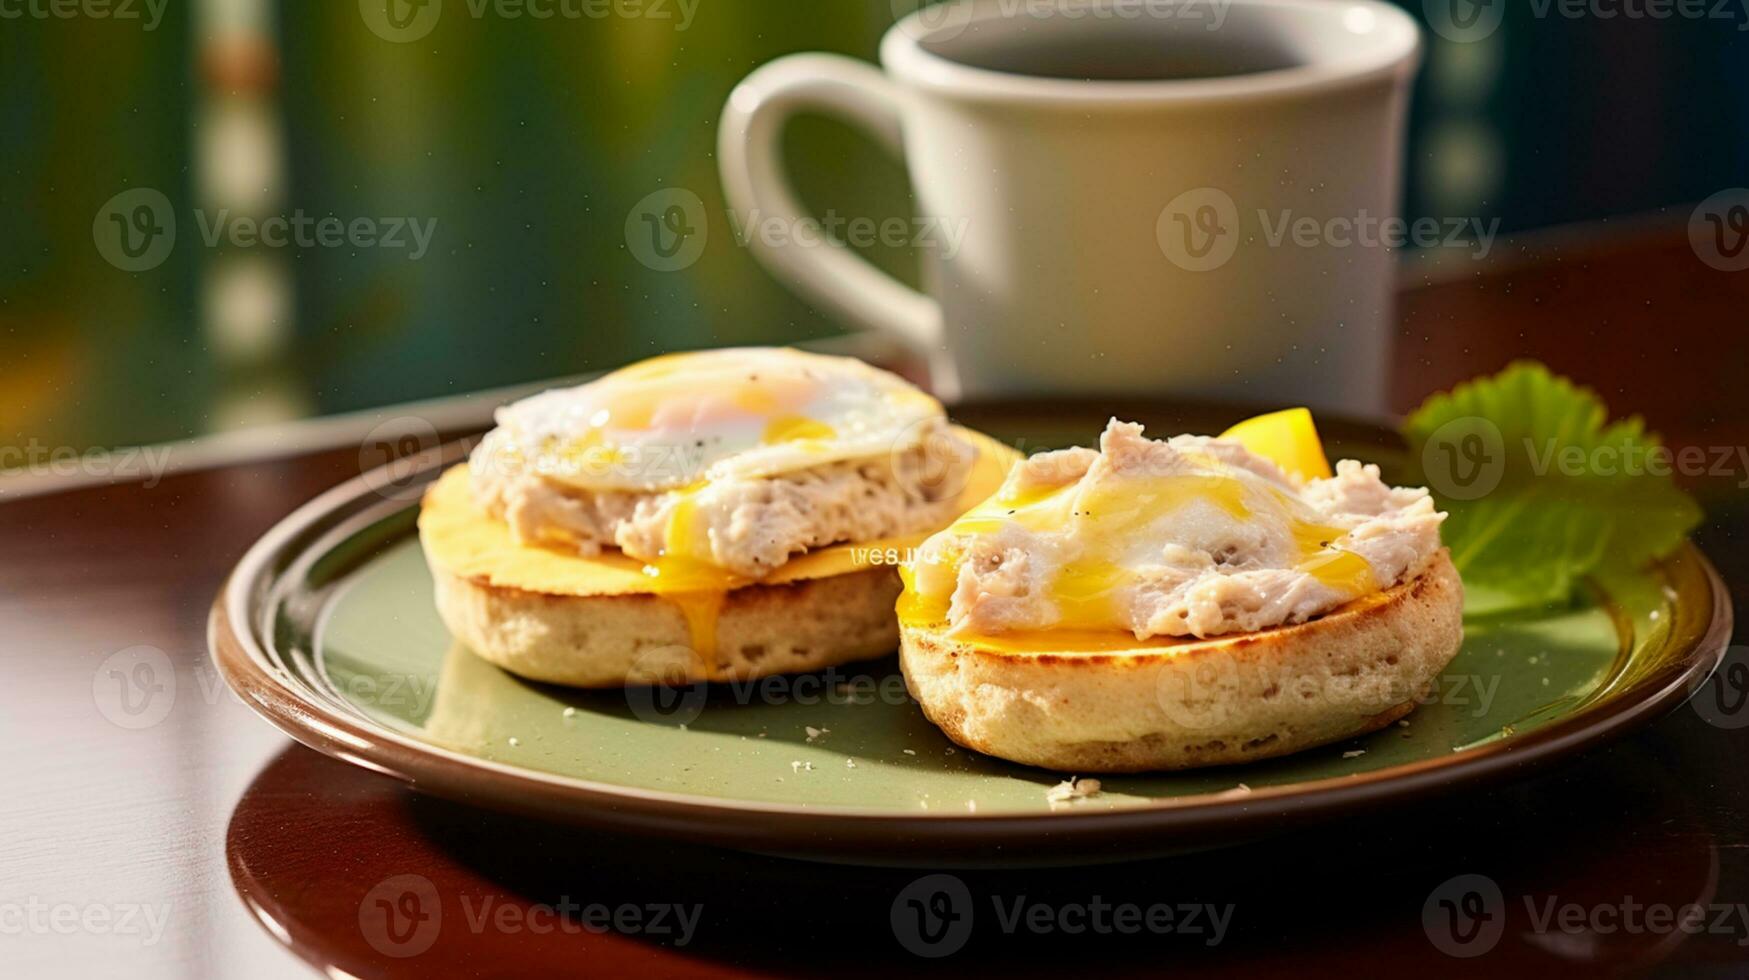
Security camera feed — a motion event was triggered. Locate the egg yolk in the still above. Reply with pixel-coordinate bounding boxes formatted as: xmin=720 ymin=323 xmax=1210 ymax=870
xmin=585 ymin=372 xmax=822 ymax=434
xmin=762 ymin=415 xmax=837 ymax=444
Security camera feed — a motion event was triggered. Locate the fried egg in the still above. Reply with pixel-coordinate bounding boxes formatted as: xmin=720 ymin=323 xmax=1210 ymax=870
xmin=483 ymin=347 xmax=946 ymax=492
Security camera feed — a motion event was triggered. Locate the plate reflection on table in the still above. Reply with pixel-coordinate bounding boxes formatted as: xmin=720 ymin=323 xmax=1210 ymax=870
xmin=225 ymin=735 xmax=1721 ymax=976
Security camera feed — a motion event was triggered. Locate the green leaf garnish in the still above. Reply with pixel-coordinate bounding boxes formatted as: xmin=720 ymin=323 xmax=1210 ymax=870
xmin=1403 ymin=361 xmax=1702 ymax=614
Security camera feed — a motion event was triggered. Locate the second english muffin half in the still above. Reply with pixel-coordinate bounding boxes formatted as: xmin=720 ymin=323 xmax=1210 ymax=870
xmin=897 ymin=410 xmax=1466 ymax=772
xmin=900 ymin=550 xmax=1463 ymax=772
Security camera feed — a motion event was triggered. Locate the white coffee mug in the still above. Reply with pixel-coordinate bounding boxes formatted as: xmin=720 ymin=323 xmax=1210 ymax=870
xmin=719 ymin=0 xmax=1421 ymax=412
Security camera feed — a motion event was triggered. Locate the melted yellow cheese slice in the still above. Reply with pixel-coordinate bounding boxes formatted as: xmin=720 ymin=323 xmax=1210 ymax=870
xmin=1218 ymin=407 xmax=1333 ymax=482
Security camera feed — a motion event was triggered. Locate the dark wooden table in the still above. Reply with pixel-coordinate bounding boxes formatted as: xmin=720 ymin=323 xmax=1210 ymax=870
xmin=5 ymin=221 xmax=1748 ymax=978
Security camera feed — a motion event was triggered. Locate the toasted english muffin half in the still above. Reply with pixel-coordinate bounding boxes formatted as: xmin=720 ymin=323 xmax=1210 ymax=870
xmin=898 ymin=550 xmax=1464 ymax=772
xmin=430 ymin=561 xmax=903 ymax=687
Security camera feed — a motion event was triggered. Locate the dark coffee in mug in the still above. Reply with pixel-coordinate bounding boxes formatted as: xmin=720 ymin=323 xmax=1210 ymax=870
xmin=928 ymin=12 xmax=1305 ymax=81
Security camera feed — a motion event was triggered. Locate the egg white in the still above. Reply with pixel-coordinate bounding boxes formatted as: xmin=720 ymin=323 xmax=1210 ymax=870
xmin=486 ymin=347 xmax=945 ymax=493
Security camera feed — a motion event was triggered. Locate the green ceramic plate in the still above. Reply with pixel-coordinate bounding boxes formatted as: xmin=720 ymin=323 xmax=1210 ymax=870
xmin=212 ymin=401 xmax=1731 ymax=866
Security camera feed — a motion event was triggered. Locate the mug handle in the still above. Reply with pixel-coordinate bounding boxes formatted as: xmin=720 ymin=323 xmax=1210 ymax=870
xmin=718 ymin=54 xmax=943 ymax=355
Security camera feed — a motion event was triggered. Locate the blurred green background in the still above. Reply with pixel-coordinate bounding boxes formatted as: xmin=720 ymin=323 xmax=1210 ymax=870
xmin=2 ymin=0 xmax=1746 ymax=455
